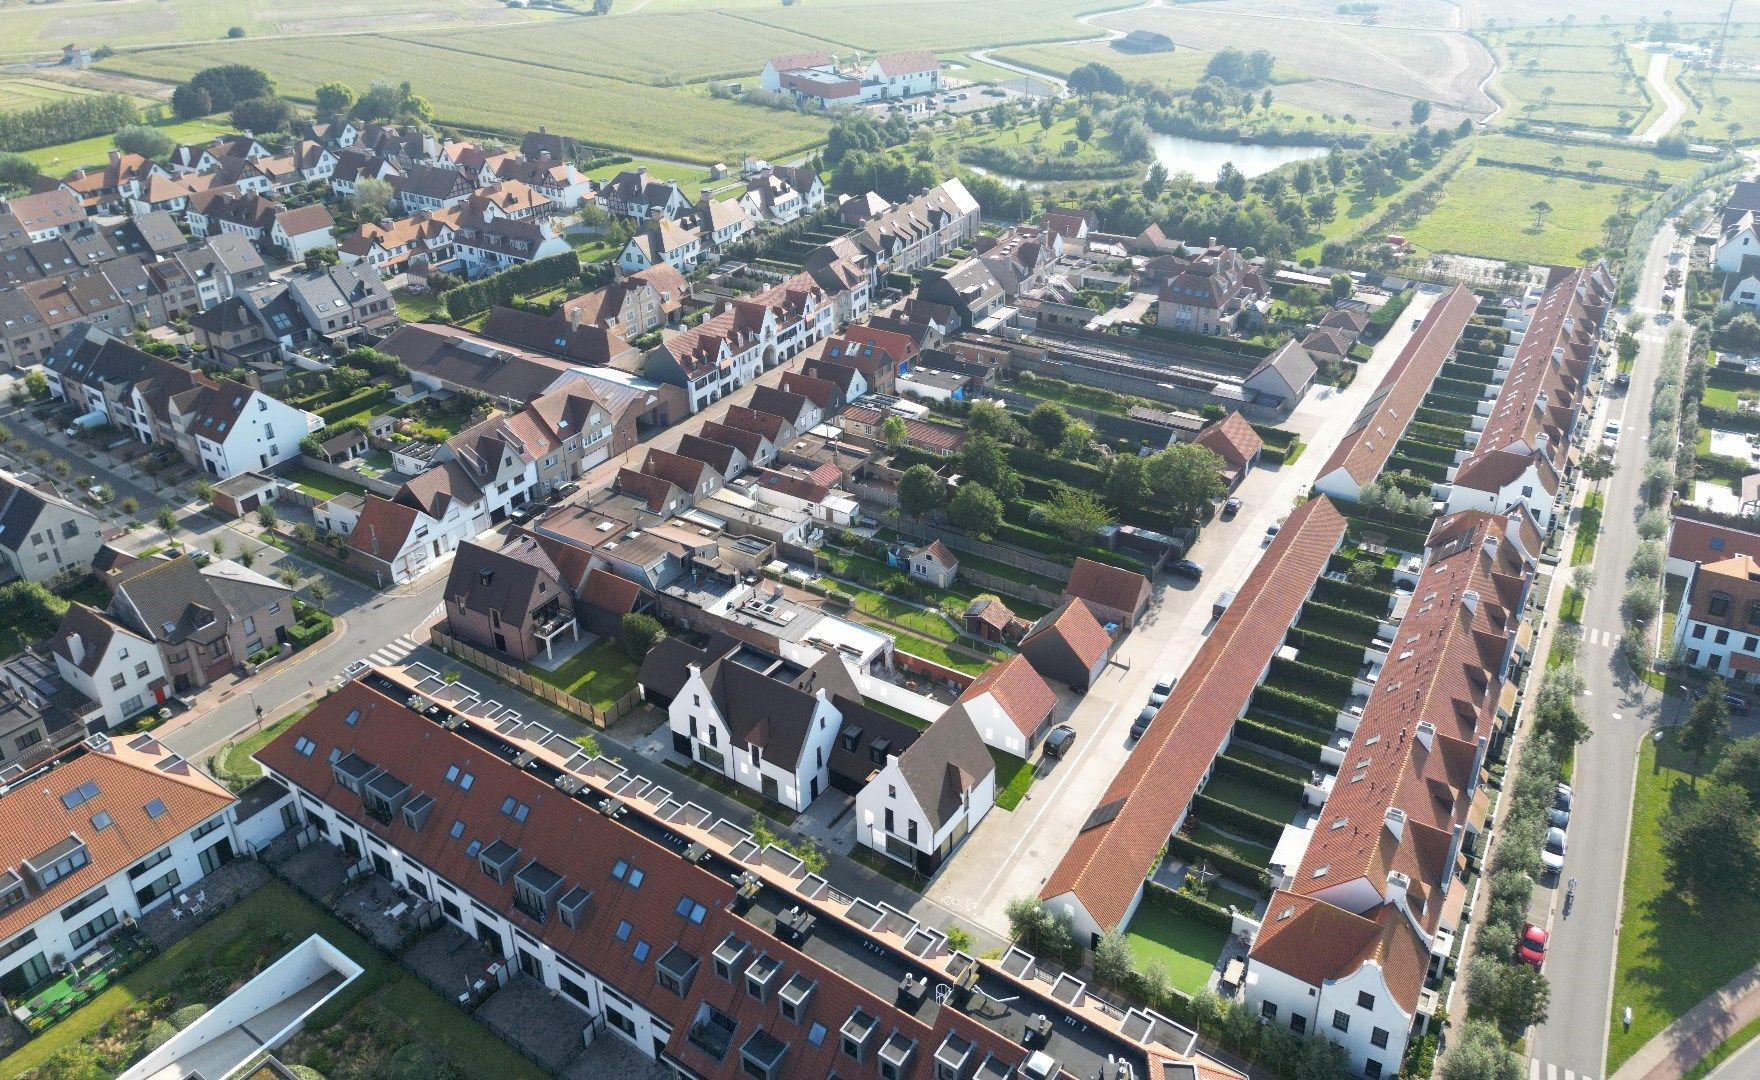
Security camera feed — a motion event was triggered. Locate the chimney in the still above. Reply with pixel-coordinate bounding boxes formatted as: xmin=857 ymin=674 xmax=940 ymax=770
xmin=637 ymin=166 xmax=649 ymax=181
xmin=1461 ymin=589 xmax=1479 ymax=616
xmin=569 ymin=304 xmax=582 ymax=332
xmin=108 ymin=149 xmax=120 ymax=167
xmin=66 ymin=632 xmax=85 ymax=667
xmin=1386 ymin=870 xmax=1411 ymax=912
xmin=1415 ymin=720 xmax=1436 ymax=751
xmin=1384 ymin=807 xmax=1406 ymax=841
xmin=539 ymin=125 xmax=548 ymax=134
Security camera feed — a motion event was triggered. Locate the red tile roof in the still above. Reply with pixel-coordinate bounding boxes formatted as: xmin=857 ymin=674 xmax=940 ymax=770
xmin=1317 ymin=284 xmax=1476 ymax=492
xmin=1041 ymin=497 xmax=1345 ymax=932
xmin=957 ymin=654 xmax=1056 ymax=740
xmin=580 ymin=566 xmax=642 ymax=616
xmin=1063 ymin=558 xmax=1150 ymax=620
xmin=1250 ymin=892 xmax=1430 ymax=1014
xmin=1668 ymin=516 xmax=1760 ymax=568
xmin=0 ymin=736 xmax=233 ymax=942
xmin=348 ymin=495 xmax=422 ymax=561
xmin=1022 ymin=597 xmax=1113 ymax=670
xmin=1191 ymin=411 xmax=1264 ymax=472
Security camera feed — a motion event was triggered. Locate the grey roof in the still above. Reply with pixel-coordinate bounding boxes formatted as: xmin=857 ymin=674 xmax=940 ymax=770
xmin=49 ymin=602 xmax=123 ymax=676
xmin=203 ymin=233 xmax=267 ymax=278
xmin=444 ymin=537 xmax=564 ymax=627
xmin=1726 ymin=254 xmax=1760 ymax=299
xmin=896 ymin=705 xmax=994 ymax=830
xmin=127 ymin=210 xmax=188 ymax=257
xmin=284 ymin=261 xmax=390 ymax=316
xmin=111 ymin=555 xmax=291 ymax=645
xmin=378 ymin=324 xmax=577 ymax=403
xmin=0 ymin=471 xmax=90 ymax=554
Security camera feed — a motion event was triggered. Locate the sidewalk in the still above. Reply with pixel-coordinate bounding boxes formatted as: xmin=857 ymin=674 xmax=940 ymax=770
xmin=153 ymin=616 xmax=349 ymax=743
xmin=1614 ymin=963 xmax=1760 ymax=1080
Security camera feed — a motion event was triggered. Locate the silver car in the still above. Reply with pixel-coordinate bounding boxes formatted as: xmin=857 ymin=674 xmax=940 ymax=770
xmin=1542 ymin=827 xmax=1567 ymax=874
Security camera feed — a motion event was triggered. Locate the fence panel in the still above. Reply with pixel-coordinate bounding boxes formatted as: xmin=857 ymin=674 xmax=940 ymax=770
xmin=428 ymin=627 xmax=606 ymax=728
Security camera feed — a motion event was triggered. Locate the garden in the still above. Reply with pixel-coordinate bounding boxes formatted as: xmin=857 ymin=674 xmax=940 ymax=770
xmin=0 ymin=880 xmax=542 ymax=1080
xmin=526 ymin=635 xmax=640 ymax=713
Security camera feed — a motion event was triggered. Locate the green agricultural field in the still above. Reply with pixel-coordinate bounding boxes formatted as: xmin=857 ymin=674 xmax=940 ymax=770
xmin=0 ymin=77 xmax=122 ymax=114
xmin=98 ymin=38 xmax=829 ymax=162
xmin=732 ymin=0 xmax=1104 ymax=52
xmin=1402 ymin=163 xmax=1626 ymax=264
xmin=1472 ymin=133 xmax=1702 ymax=184
xmin=1677 ymin=71 xmax=1760 ymax=144
xmin=22 ymin=116 xmax=232 ymax=170
xmin=0 ymin=0 xmax=547 ymax=59
xmin=990 ymin=40 xmax=1216 ymax=91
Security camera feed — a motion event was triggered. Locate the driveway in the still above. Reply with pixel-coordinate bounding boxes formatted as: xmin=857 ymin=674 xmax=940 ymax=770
xmin=925 ymin=287 xmax=1448 ymax=934
xmin=1521 ymin=213 xmax=1693 ymax=1080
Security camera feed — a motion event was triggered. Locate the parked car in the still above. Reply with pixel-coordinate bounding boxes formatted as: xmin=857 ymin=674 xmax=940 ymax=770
xmin=1131 ymin=705 xmax=1157 ymax=740
xmin=1222 ymin=496 xmax=1242 ymax=519
xmin=1518 ymin=922 xmax=1548 ymax=968
xmin=1724 ymin=692 xmax=1750 ymax=714
xmin=1615 ymin=372 xmax=1631 ymax=388
xmin=1150 ymin=672 xmax=1176 ymax=706
xmin=1548 ymin=805 xmax=1571 ymax=829
xmin=1213 ymin=590 xmax=1236 ymax=619
xmin=1044 ymin=724 xmax=1077 ymax=758
xmin=1603 ymin=420 xmax=1622 ymax=447
xmin=1554 ymin=783 xmax=1573 ymax=812
xmin=1170 ymin=559 xmax=1204 ymax=580
xmin=1542 ymin=827 xmax=1568 ymax=874
xmin=1263 ymin=522 xmax=1281 ymax=545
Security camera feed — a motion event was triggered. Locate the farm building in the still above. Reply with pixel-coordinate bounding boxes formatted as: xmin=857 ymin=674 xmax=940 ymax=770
xmin=1115 ymin=29 xmax=1174 ymax=53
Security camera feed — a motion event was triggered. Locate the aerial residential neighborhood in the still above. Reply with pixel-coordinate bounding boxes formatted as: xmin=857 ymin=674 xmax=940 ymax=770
xmin=0 ymin=2 xmax=1749 ymax=1080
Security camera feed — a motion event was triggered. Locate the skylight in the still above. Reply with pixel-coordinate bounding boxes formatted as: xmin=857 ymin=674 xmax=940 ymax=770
xmin=144 ymin=799 xmax=168 ymax=819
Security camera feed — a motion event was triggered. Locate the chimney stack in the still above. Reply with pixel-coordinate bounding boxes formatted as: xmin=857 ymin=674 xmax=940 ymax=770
xmin=1415 ymin=720 xmax=1436 ymax=751
xmin=67 ymin=633 xmax=85 ymax=667
xmin=1384 ymin=807 xmax=1407 ymax=841
xmin=1386 ymin=869 xmax=1411 ymax=912
xmin=569 ymin=304 xmax=582 ymax=332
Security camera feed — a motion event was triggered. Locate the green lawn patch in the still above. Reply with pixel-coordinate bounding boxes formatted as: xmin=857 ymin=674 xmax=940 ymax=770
xmin=1224 ymin=746 xmax=1314 ymax=783
xmin=210 ymin=701 xmax=319 ymax=791
xmin=527 ymin=636 xmax=639 ymax=712
xmin=861 ymin=696 xmax=929 ymax=730
xmin=892 ymin=633 xmax=998 ymax=677
xmin=1189 ymin=822 xmax=1274 ymax=865
xmin=275 ymin=464 xmax=369 ymax=502
xmin=22 ymin=117 xmax=233 ymax=171
xmin=1199 ymin=773 xmax=1300 ymax=824
xmin=1123 ymin=900 xmax=1228 ymax=995
xmin=392 ymin=287 xmax=445 ymax=323
xmin=1607 ymin=729 xmax=1760 ymax=1071
xmin=0 ymin=879 xmax=542 ymax=1080
xmin=990 ymin=748 xmax=1035 ymax=811
xmin=1702 ymin=384 xmax=1743 ymax=411
xmin=1572 ymin=491 xmax=1603 ymax=567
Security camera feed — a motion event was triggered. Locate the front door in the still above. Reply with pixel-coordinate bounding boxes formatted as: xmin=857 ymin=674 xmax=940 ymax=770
xmin=340 ymin=833 xmax=362 ymax=860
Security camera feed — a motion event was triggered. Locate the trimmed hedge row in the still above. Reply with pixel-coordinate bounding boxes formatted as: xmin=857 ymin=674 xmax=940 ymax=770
xmin=1388 ymin=437 xmax=1457 ymax=467
xmin=1006 ymin=445 xmax=1106 ymax=489
xmin=1434 ymin=375 xmax=1487 ymax=398
xmin=1252 ymin=684 xmax=1338 ymax=730
xmin=1167 ymin=832 xmax=1272 ymax=893
xmin=1415 ymin=406 xmax=1464 ymax=428
xmin=1192 ymin=793 xmax=1284 ymax=848
xmin=1406 ymin=420 xmax=1467 ymax=446
xmin=1365 ymin=288 xmax=1413 ymax=341
xmin=1215 ymin=752 xmax=1307 ymax=801
xmin=1385 ymin=453 xmax=1451 ymax=485
xmin=1141 ymin=878 xmax=1235 ymax=932
xmin=1267 ymin=657 xmax=1354 ymax=704
xmin=1284 ymin=625 xmax=1369 ymax=671
xmin=1699 ymin=403 xmax=1760 ymax=435
xmin=1422 ymin=391 xmax=1483 ymax=414
xmin=1299 ymin=600 xmax=1381 ymax=640
xmin=289 ymin=611 xmax=334 ymax=648
xmin=1235 ymin=716 xmax=1325 ymax=763
xmin=440 ymin=251 xmax=581 ymax=321
xmin=1314 ymin=576 xmax=1393 ymax=613
xmin=315 ymin=387 xmax=390 ymax=425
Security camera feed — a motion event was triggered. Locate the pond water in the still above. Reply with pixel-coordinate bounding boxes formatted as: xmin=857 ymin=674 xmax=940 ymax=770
xmin=967 ymin=134 xmax=1330 ymax=189
xmin=1148 ymin=133 xmax=1329 ymax=183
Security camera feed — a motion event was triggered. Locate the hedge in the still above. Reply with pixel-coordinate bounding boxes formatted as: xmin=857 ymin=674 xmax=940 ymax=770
xmin=1385 ymin=453 xmax=1450 ymax=485
xmin=1141 ymin=878 xmax=1236 ymax=932
xmin=1405 ymin=420 xmax=1467 ymax=446
xmin=439 ymin=251 xmax=582 ymax=321
xmin=1314 ymin=576 xmax=1393 ymax=614
xmin=1248 ymin=424 xmax=1297 ymax=453
xmin=1415 ymin=406 xmax=1465 ymax=428
xmin=315 ymin=387 xmax=390 ymax=425
xmin=289 ymin=612 xmax=335 ymax=648
xmin=1386 ymin=470 xmax=1434 ymax=496
xmin=1130 ymin=322 xmax=1273 ymax=358
xmin=1391 ymin=437 xmax=1458 ymax=468
xmin=1300 ymin=600 xmax=1381 ymax=639
xmin=1338 ymin=499 xmax=1431 ymax=533
xmin=1266 ymin=657 xmax=1354 ymax=704
xmin=1251 ymin=684 xmax=1339 ymax=730
xmin=1006 ymin=445 xmax=1106 ymax=489
xmin=1234 ymin=716 xmax=1325 ymax=763
xmin=1214 ymin=753 xmax=1307 ymax=802
xmin=1192 ymin=793 xmax=1284 ymax=848
xmin=1282 ymin=628 xmax=1366 ymax=675
xmin=1167 ymin=832 xmax=1272 ymax=893
xmin=1422 ymin=391 xmax=1483 ymax=414
xmin=1433 ymin=375 xmax=1487 ymax=398
xmin=1365 ymin=289 xmax=1413 ymax=341
xmin=1699 ymin=403 xmax=1760 ymax=435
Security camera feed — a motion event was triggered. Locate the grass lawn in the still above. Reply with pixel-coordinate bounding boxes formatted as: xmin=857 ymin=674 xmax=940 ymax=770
xmin=1683 ymin=1010 xmax=1760 ymax=1080
xmin=210 ymin=701 xmax=319 ymax=790
xmin=22 ymin=116 xmax=233 ymax=171
xmin=1123 ymin=900 xmax=1228 ymax=995
xmin=528 ymin=636 xmax=639 ymax=712
xmin=861 ymin=696 xmax=929 ymax=730
xmin=1661 ymin=574 xmax=1687 ymax=657
xmin=393 ymin=287 xmax=445 ymax=323
xmin=0 ymin=879 xmax=542 ymax=1080
xmin=1199 ymin=773 xmax=1299 ymax=824
xmin=1404 ymin=163 xmax=1628 ymax=264
xmin=1607 ymin=729 xmax=1760 ymax=1071
xmin=1189 ymin=822 xmax=1274 ymax=865
xmin=275 ymin=464 xmax=370 ymax=502
xmin=892 ymin=633 xmax=998 ymax=678
xmin=1702 ymin=384 xmax=1744 ymax=410
xmin=990 ymin=748 xmax=1035 ymax=811
xmin=1224 ymin=747 xmax=1314 ymax=782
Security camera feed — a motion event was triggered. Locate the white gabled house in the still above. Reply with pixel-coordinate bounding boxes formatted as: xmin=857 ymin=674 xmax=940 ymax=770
xmin=49 ymin=604 xmax=169 ymax=728
xmin=617 ymin=219 xmax=703 ymax=273
xmin=851 ymin=703 xmax=995 ymax=874
xmin=666 ymin=658 xmax=844 ymax=812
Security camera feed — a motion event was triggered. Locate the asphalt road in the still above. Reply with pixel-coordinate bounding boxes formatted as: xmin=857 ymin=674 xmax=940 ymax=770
xmin=1522 ymin=221 xmax=1690 ymax=1080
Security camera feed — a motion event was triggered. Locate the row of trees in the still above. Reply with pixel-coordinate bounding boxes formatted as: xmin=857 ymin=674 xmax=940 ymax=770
xmin=0 ymin=92 xmax=140 ymax=153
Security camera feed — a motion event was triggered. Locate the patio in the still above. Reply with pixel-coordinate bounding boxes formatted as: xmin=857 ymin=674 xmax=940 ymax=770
xmin=138 ymin=859 xmax=270 ymax=950
xmin=331 ymin=871 xmax=425 ymax=953
xmin=12 ymin=929 xmax=154 ymax=1033
xmin=403 ymin=923 xmax=504 ymax=1008
xmin=474 ymin=972 xmax=590 ymax=1074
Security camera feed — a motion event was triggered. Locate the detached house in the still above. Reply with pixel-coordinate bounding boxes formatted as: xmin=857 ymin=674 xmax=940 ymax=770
xmin=598 ymin=168 xmax=691 ymax=221
xmin=851 ymin=699 xmax=995 ymax=874
xmin=1062 ymin=557 xmax=1151 ymax=630
xmin=904 ymin=540 xmax=958 ymax=588
xmin=108 ymin=555 xmax=295 ymax=691
xmin=444 ymin=537 xmax=580 ymax=663
xmin=946 ymin=652 xmax=1057 ymax=756
xmin=1151 ymin=240 xmax=1269 ymax=337
xmin=0 ymin=470 xmax=103 ymax=583
xmin=618 ymin=219 xmax=703 ymax=274
xmin=48 ymin=603 xmax=168 ymax=728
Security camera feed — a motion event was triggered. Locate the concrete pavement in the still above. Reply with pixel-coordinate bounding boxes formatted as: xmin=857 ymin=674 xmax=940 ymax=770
xmin=1522 ymin=219 xmax=1691 ymax=1080
xmin=1634 ymin=51 xmax=1686 ymax=146
xmin=924 ymin=287 xmax=1448 ymax=935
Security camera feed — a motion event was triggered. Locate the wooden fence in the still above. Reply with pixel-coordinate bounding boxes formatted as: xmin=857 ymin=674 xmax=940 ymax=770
xmin=428 ymin=626 xmax=641 ymax=729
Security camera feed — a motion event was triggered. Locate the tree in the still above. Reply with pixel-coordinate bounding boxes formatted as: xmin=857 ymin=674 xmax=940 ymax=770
xmin=113 ymin=124 xmax=173 ymax=160
xmin=948 ymin=483 xmax=1003 ymax=539
xmin=173 ymin=64 xmax=273 ymax=118
xmin=1410 ymin=99 xmax=1432 ymax=125
xmin=965 ymin=400 xmax=1025 ymax=444
xmin=1328 ymin=272 xmax=1353 ymax=301
xmin=231 ymin=95 xmax=293 ymax=133
xmin=0 ymin=151 xmax=37 ymax=188
xmin=314 ymin=82 xmax=356 ymax=115
xmin=1074 ymin=113 xmax=1095 ymax=143
xmin=1034 ymin=489 xmax=1112 ymax=541
xmin=896 ymin=465 xmax=945 ymax=519
xmin=1533 ymin=664 xmax=1590 ymax=747
xmin=1039 ymin=102 xmax=1055 ymax=130
xmin=306 ymin=578 xmax=332 ymax=613
xmin=211 ymin=536 xmax=225 ymax=556
xmin=1146 ymin=443 xmax=1227 ymax=524
xmin=120 ymin=496 xmax=139 ymax=517
xmin=1529 ymin=200 xmax=1552 ymax=229
xmin=257 ymin=504 xmax=278 ymax=529
xmin=1027 ymin=402 xmax=1070 ymax=450
xmin=1439 ymin=1020 xmax=1522 ymax=1080
xmin=1143 ymin=161 xmax=1169 ymax=200
xmin=226 ymin=25 xmax=247 ymax=38
xmin=1581 ymin=449 xmax=1615 ymax=483
xmin=157 ymin=507 xmax=177 ymax=531
xmin=1090 ymin=930 xmax=1138 ymax=992
xmin=1712 ymin=736 xmax=1760 ymax=807
xmin=1664 ymin=782 xmax=1760 ymax=896
xmin=1681 ymin=679 xmax=1731 ymax=769
xmin=958 ymin=436 xmax=1023 ymax=503
xmin=1103 ymin=453 xmax=1151 ymax=510
xmin=351 ymin=176 xmax=394 ymax=221
xmin=881 ymin=415 xmax=908 ymax=451
xmin=617 ymin=612 xmax=665 ymax=662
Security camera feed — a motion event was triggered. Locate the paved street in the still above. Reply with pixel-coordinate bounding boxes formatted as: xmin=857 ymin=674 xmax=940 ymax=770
xmin=1522 ymin=220 xmax=1691 ymax=1080
xmin=925 ymin=287 xmax=1448 ymax=934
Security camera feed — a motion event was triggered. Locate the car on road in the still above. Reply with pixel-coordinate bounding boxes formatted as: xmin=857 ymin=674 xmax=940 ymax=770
xmin=1221 ymin=496 xmax=1242 ymax=519
xmin=1663 ymin=291 xmax=1676 ymax=307
xmin=1725 ymin=692 xmax=1751 ymax=714
xmin=1131 ymin=705 xmax=1157 ymax=740
xmin=1044 ymin=724 xmax=1077 ymax=758
xmin=1656 ymin=311 xmax=1674 ymax=324
xmin=1263 ymin=522 xmax=1281 ymax=545
xmin=1518 ymin=922 xmax=1548 ymax=968
xmin=1170 ymin=559 xmax=1204 ymax=580
xmin=1150 ymin=673 xmax=1176 ymax=706
xmin=1615 ymin=372 xmax=1630 ymax=388
xmin=1543 ymin=827 xmax=1568 ymax=874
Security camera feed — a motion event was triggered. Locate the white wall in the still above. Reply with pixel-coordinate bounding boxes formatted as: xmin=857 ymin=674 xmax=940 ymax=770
xmin=53 ymin=628 xmax=166 ymax=728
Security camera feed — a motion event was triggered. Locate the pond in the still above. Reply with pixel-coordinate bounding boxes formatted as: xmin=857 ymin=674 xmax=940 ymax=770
xmin=965 ymin=134 xmax=1330 ymax=189
xmin=1148 ymin=133 xmax=1329 ymax=182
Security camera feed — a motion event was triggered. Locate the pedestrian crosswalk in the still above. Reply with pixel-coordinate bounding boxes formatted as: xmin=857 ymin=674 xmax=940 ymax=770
xmin=1581 ymin=627 xmax=1617 ymax=648
xmin=364 ymin=634 xmax=421 ymax=669
xmin=1530 ymin=1059 xmax=1598 ymax=1080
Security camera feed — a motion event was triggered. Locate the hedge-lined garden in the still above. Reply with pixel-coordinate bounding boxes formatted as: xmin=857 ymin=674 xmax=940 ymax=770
xmin=439 ymin=251 xmax=581 ymax=320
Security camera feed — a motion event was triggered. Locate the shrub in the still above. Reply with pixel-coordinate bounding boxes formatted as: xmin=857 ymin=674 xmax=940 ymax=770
xmin=143 ymin=1019 xmax=178 ymax=1052
xmin=439 ymin=252 xmax=582 ymax=320
xmin=1142 ymin=878 xmax=1235 ymax=930
xmin=1252 ymin=684 xmax=1339 ymax=729
xmin=1167 ymin=831 xmax=1273 ymax=892
xmin=1234 ymin=716 xmax=1325 ymax=762
xmin=1192 ymin=793 xmax=1283 ymax=847
xmin=171 ymin=1003 xmax=209 ymax=1028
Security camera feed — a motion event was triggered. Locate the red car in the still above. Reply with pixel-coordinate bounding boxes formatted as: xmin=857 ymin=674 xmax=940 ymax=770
xmin=1517 ymin=922 xmax=1548 ymax=968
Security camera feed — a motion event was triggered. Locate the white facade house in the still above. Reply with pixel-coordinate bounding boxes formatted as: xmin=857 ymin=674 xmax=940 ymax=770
xmin=270 ymin=207 xmax=337 ymax=262
xmin=906 ymin=540 xmax=958 ymax=588
xmin=1723 ymin=254 xmax=1760 ymax=314
xmin=177 ymin=386 xmax=318 ymax=480
xmin=50 ymin=605 xmax=168 ymax=729
xmin=1718 ymin=212 xmax=1760 ymax=273
xmin=852 ymin=730 xmax=994 ymax=874
xmin=1242 ymin=924 xmax=1418 ymax=1080
xmin=666 ymin=662 xmax=842 ymax=813
xmin=617 ymin=220 xmax=703 ymax=274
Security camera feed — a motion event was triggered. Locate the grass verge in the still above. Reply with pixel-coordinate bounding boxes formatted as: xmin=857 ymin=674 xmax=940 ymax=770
xmin=1573 ymin=491 xmax=1604 ymax=567
xmin=990 ymin=748 xmax=1035 ymax=811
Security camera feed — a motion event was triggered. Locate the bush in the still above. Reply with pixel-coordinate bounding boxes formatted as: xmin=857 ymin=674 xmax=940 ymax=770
xmin=171 ymin=1003 xmax=209 ymax=1028
xmin=1252 ymin=684 xmax=1339 ymax=729
xmin=1366 ymin=289 xmax=1414 ymax=340
xmin=1192 ymin=792 xmax=1283 ymax=847
xmin=1313 ymin=575 xmax=1391 ymax=614
xmin=1168 ymin=831 xmax=1273 ymax=892
xmin=143 ymin=1019 xmax=178 ymax=1052
xmin=289 ymin=612 xmax=334 ymax=648
xmin=1142 ymin=878 xmax=1235 ymax=930
xmin=439 ymin=252 xmax=582 ymax=320
xmin=1214 ymin=753 xmax=1307 ymax=801
xmin=1267 ymin=657 xmax=1354 ymax=704
xmin=1234 ymin=716 xmax=1325 ymax=762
